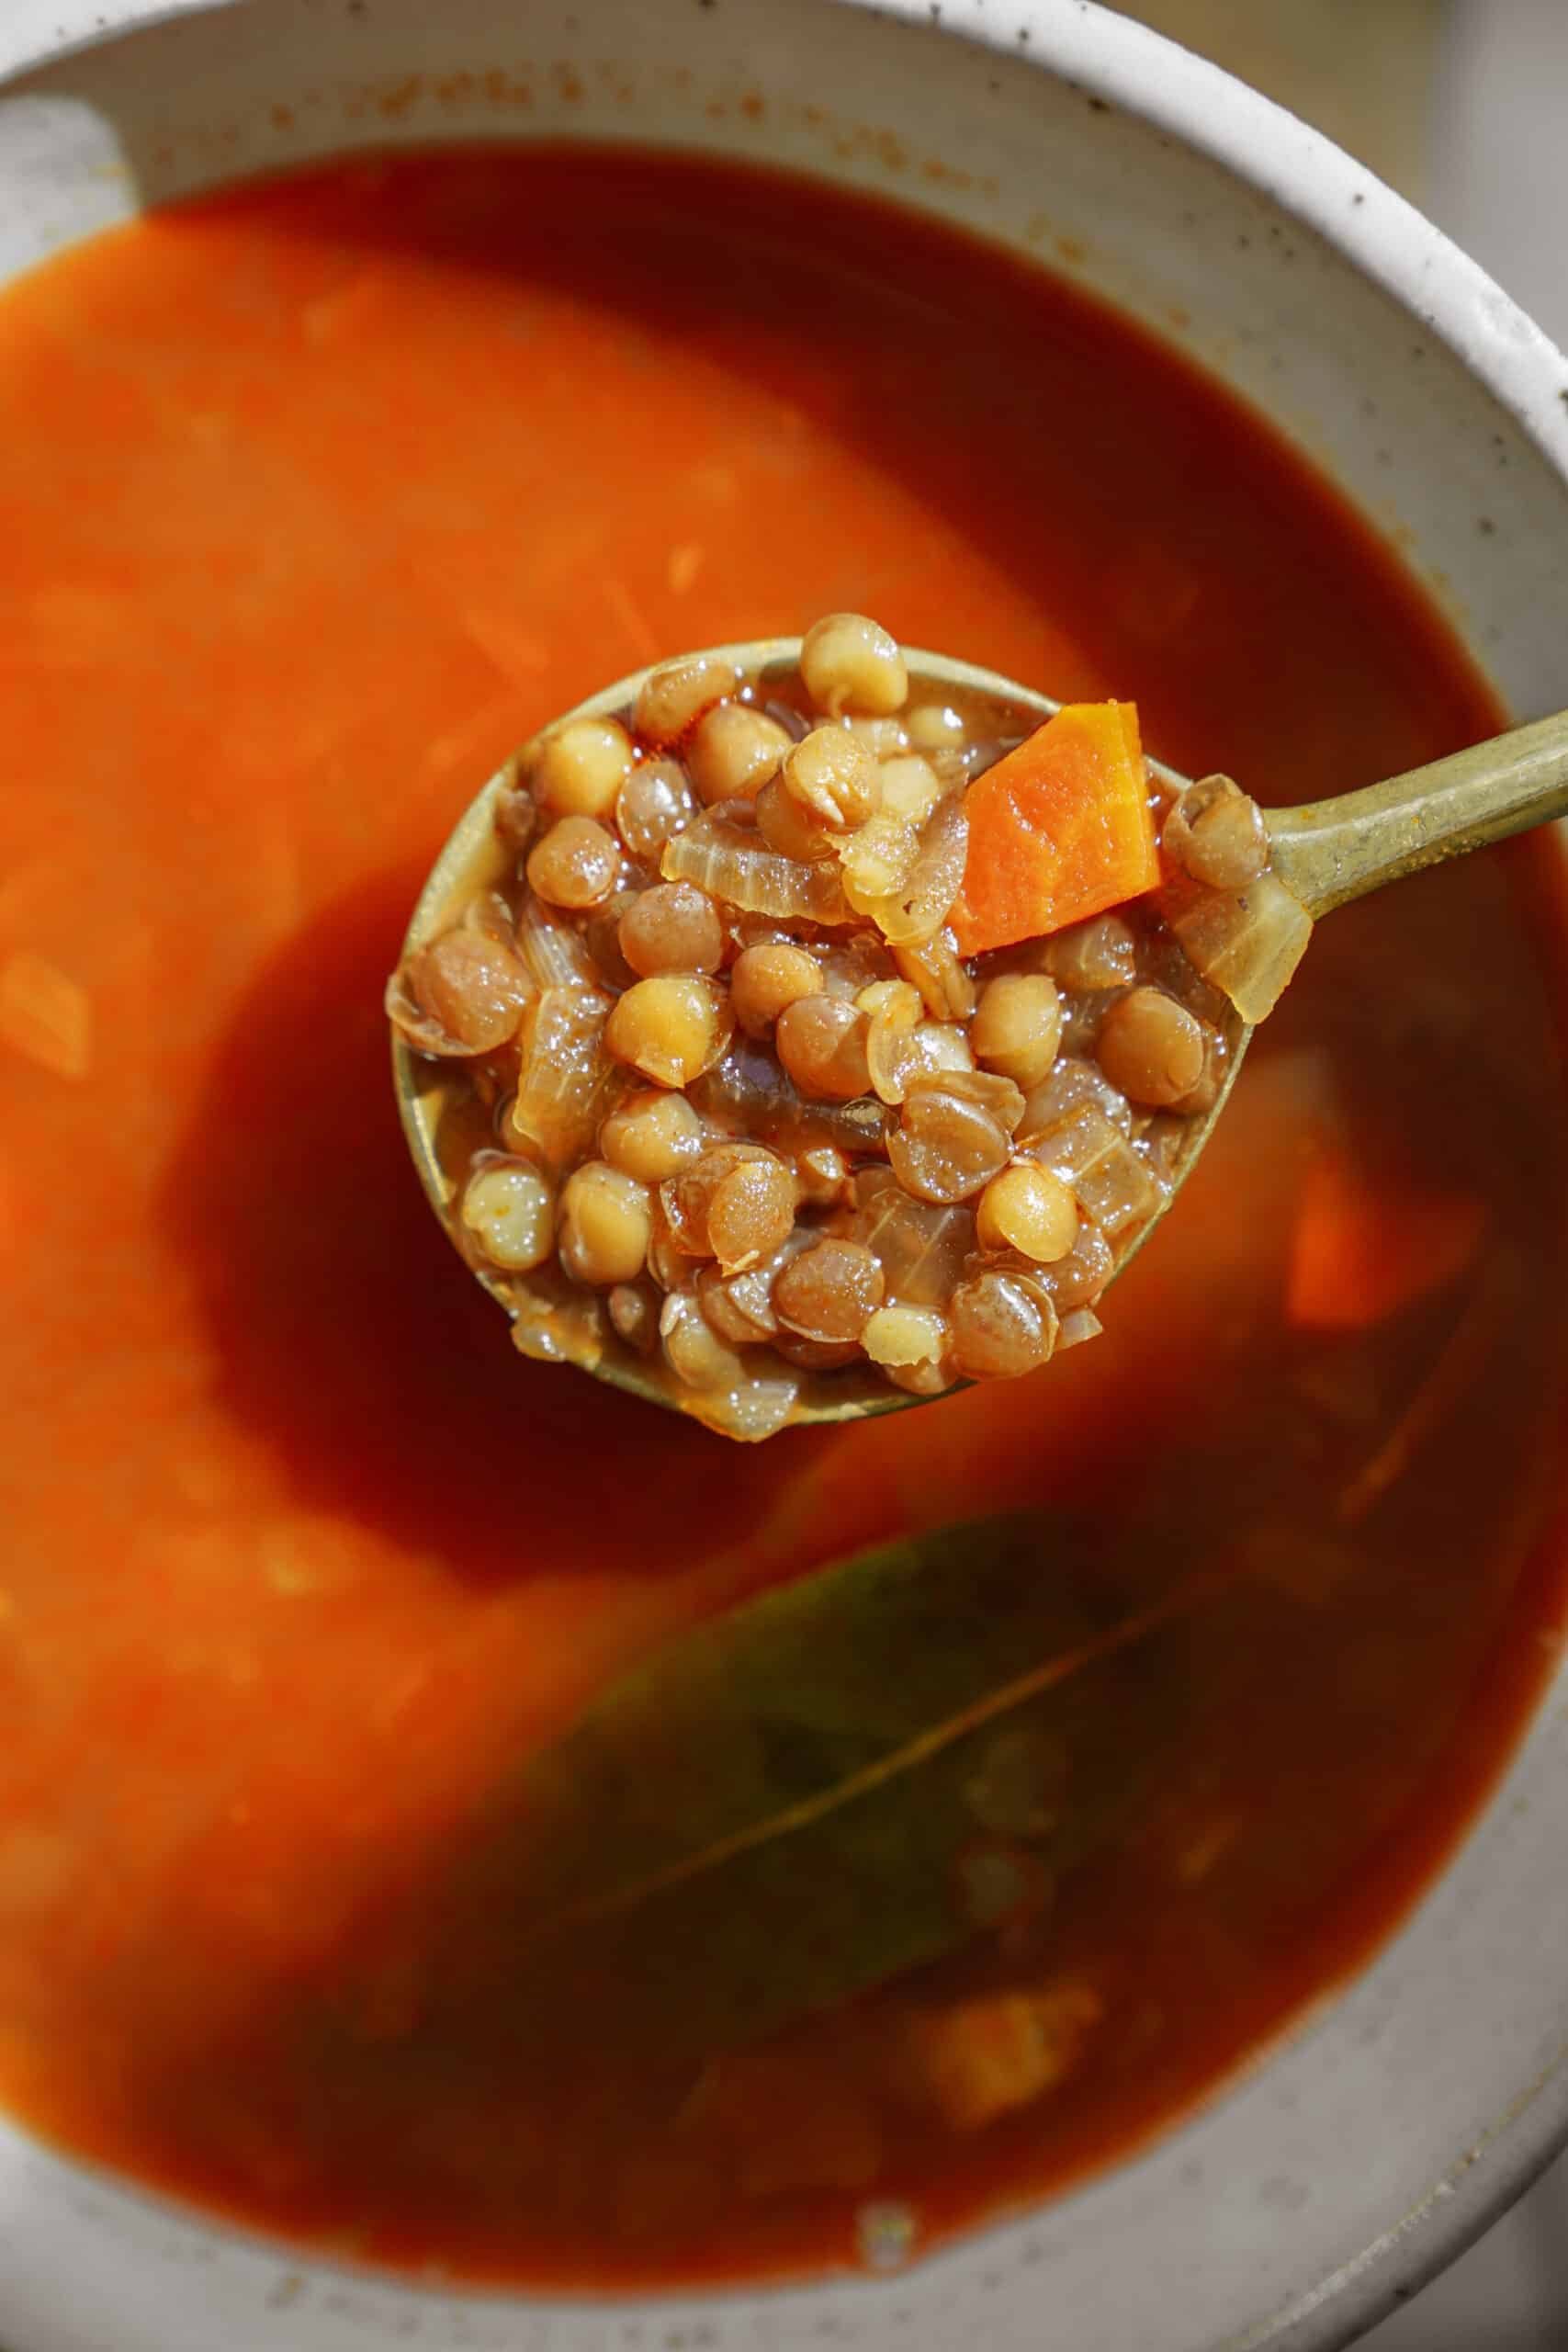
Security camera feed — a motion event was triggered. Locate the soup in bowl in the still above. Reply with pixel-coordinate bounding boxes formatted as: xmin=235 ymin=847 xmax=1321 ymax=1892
xmin=1 ymin=3 xmax=1567 ymax=2348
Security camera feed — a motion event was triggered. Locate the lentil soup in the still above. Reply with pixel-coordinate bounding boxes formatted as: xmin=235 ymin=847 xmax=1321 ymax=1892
xmin=1 ymin=147 xmax=1566 ymax=2290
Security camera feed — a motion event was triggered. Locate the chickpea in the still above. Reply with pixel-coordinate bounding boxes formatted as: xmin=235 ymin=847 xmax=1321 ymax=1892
xmin=460 ymin=1159 xmax=555 ymax=1271
xmin=1096 ymin=986 xmax=1205 ymax=1107
xmin=605 ymin=975 xmax=728 ymax=1089
xmin=773 ymin=1239 xmax=885 ymax=1344
xmin=801 ymin=612 xmax=908 ymax=717
xmin=558 ymin=1161 xmax=654 ymax=1286
xmin=531 ymin=715 xmax=635 ymax=819
xmin=686 ymin=702 xmax=794 ymax=805
xmin=972 ymin=973 xmax=1065 ymax=1090
xmin=525 ymin=816 xmax=620 ymax=910
xmin=862 ymin=1304 xmax=947 ymax=1368
xmin=618 ymin=882 xmax=725 ymax=978
xmin=976 ymin=1164 xmax=1078 ymax=1262
xmin=731 ymin=943 xmax=824 ymax=1038
xmin=775 ymin=993 xmax=872 ymax=1102
xmin=615 ymin=757 xmax=698 ymax=860
xmin=755 ymin=774 xmax=837 ymax=862
xmin=600 ymin=1087 xmax=706 ymax=1183
xmin=408 ymin=930 xmax=531 ymax=1051
xmin=635 ymin=654 xmax=741 ymax=748
xmin=780 ymin=725 xmax=882 ymax=831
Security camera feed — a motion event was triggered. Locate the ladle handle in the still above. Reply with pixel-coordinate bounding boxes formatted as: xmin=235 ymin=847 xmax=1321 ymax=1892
xmin=1265 ymin=707 xmax=1568 ymax=920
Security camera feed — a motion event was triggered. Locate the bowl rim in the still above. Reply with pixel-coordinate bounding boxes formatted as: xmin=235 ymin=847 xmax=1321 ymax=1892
xmin=2 ymin=1 xmax=1567 ymax=2346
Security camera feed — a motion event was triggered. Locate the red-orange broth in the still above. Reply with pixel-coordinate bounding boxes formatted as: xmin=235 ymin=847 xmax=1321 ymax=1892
xmin=1 ymin=146 xmax=1566 ymax=2291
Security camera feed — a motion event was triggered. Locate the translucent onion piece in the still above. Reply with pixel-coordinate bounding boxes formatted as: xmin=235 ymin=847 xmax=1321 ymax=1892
xmin=1025 ymin=1101 xmax=1162 ymax=1238
xmin=505 ymin=985 xmax=617 ymax=1170
xmin=690 ymin=1363 xmax=803 ymax=1442
xmin=1038 ymin=1216 xmax=1113 ymax=1311
xmin=892 ymin=929 xmax=977 ymax=1022
xmin=870 ymin=794 xmax=969 ymax=947
xmin=384 ymin=970 xmax=474 ymax=1060
xmin=1056 ymin=1306 xmax=1104 ymax=1351
xmin=917 ymin=1067 xmax=1026 ymax=1135
xmin=690 ymin=1039 xmax=884 ymax=1158
xmin=515 ymin=888 xmax=600 ymax=990
xmin=853 ymin=1165 xmax=976 ymax=1306
xmin=1163 ymin=868 xmax=1313 ymax=1025
xmin=838 ymin=812 xmax=919 ymax=914
xmin=461 ymin=890 xmax=519 ymax=945
xmin=1017 ymin=1055 xmax=1134 ymax=1146
xmin=662 ymin=812 xmax=853 ymax=924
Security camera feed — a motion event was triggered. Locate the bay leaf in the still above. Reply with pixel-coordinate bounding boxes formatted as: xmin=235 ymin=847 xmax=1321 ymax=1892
xmin=434 ymin=1512 xmax=1209 ymax=2067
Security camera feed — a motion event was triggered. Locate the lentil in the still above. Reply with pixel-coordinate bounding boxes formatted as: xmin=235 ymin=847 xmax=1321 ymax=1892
xmin=773 ymin=1239 xmax=885 ymax=1343
xmin=531 ymin=715 xmax=636 ymax=818
xmin=686 ymin=703 xmax=795 ymax=805
xmin=775 ymin=994 xmax=873 ymax=1102
xmin=558 ymin=1162 xmax=654 ymax=1286
xmin=526 ymin=816 xmax=621 ymax=910
xmin=1096 ymin=986 xmax=1207 ymax=1107
xmin=605 ymin=975 xmax=728 ymax=1089
xmin=731 ymin=943 xmax=825 ymax=1037
xmin=618 ymin=882 xmax=725 ymax=978
xmin=460 ymin=1159 xmax=556 ymax=1271
xmin=801 ymin=612 xmax=908 ymax=717
xmin=976 ymin=1164 xmax=1077 ymax=1262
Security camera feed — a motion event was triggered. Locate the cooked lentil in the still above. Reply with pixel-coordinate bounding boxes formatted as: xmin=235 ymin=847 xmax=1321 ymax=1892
xmin=389 ymin=621 xmax=1291 ymax=1436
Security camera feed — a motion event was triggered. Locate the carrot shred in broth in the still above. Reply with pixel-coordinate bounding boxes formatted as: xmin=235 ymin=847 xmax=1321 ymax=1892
xmin=0 ymin=144 xmax=1566 ymax=2290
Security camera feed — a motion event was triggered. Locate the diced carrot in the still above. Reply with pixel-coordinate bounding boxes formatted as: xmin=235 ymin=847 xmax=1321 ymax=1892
xmin=1287 ymin=1148 xmax=1484 ymax=1331
xmin=950 ymin=701 xmax=1159 ymax=956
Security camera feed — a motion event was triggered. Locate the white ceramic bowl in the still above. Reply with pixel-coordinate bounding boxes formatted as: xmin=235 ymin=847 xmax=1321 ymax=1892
xmin=4 ymin=4 xmax=1568 ymax=2347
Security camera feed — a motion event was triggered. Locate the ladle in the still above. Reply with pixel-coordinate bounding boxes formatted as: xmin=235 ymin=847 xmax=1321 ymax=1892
xmin=392 ymin=639 xmax=1568 ymax=1427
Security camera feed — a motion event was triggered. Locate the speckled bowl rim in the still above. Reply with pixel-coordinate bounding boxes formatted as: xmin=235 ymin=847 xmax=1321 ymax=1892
xmin=1 ymin=4 xmax=1567 ymax=2348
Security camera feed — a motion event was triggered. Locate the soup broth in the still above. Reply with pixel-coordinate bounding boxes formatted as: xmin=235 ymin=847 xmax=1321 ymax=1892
xmin=0 ymin=147 xmax=1565 ymax=2290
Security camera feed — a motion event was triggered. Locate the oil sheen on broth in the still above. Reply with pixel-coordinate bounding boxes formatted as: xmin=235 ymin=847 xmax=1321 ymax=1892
xmin=0 ymin=148 xmax=1565 ymax=2290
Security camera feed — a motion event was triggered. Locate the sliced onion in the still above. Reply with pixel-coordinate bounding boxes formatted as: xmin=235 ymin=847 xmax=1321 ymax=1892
xmin=690 ymin=1038 xmax=884 ymax=1157
xmin=515 ymin=888 xmax=600 ymax=990
xmin=838 ymin=812 xmax=920 ymax=915
xmin=1017 ymin=1055 xmax=1134 ymax=1146
xmin=1024 ymin=1102 xmax=1161 ymax=1238
xmin=662 ymin=812 xmax=852 ymax=924
xmin=870 ymin=794 xmax=969 ymax=947
xmin=1056 ymin=1306 xmax=1104 ymax=1352
xmin=1162 ymin=868 xmax=1313 ymax=1025
xmin=689 ymin=1363 xmax=803 ymax=1442
xmin=892 ymin=928 xmax=977 ymax=1022
xmin=504 ymin=985 xmax=618 ymax=1170
xmin=852 ymin=1165 xmax=976 ymax=1306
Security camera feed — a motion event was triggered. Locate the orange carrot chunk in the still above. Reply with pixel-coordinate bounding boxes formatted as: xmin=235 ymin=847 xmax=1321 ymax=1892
xmin=1287 ymin=1148 xmax=1485 ymax=1331
xmin=950 ymin=701 xmax=1159 ymax=957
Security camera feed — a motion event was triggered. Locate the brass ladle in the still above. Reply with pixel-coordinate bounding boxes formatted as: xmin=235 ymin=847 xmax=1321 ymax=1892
xmin=392 ymin=639 xmax=1568 ymax=1429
